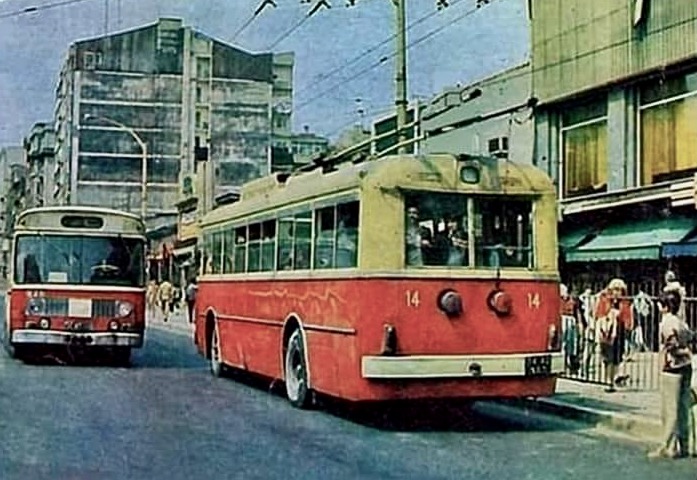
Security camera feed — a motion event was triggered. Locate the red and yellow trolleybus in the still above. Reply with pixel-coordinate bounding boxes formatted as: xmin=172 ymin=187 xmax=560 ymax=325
xmin=4 ymin=206 xmax=147 ymax=364
xmin=194 ymin=154 xmax=562 ymax=407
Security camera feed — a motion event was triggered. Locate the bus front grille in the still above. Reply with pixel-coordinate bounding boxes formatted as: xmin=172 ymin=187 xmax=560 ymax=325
xmin=92 ymin=299 xmax=117 ymax=318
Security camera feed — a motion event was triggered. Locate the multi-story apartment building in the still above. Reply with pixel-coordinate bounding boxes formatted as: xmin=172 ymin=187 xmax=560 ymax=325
xmin=421 ymin=62 xmax=534 ymax=162
xmin=530 ymin=0 xmax=697 ymax=286
xmin=0 ymin=146 xmax=26 ymax=276
xmin=53 ymin=18 xmax=293 ymax=225
xmin=23 ymin=122 xmax=56 ymax=209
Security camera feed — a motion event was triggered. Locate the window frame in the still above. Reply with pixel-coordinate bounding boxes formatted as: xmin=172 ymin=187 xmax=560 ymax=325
xmin=637 ymin=78 xmax=697 ymax=187
xmin=558 ymin=113 xmax=609 ymax=200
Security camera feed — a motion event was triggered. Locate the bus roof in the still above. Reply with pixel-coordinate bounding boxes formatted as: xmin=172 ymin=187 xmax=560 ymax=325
xmin=14 ymin=206 xmax=145 ymax=235
xmin=201 ymin=153 xmax=555 ymax=228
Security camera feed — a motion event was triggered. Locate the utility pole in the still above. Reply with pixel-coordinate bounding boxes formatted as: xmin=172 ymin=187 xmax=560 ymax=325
xmin=394 ymin=0 xmax=408 ymax=154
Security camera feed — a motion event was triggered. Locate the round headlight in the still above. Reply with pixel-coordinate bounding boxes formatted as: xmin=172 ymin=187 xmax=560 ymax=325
xmin=108 ymin=320 xmax=120 ymax=331
xmin=26 ymin=297 xmax=46 ymax=316
xmin=39 ymin=317 xmax=51 ymax=330
xmin=116 ymin=301 xmax=134 ymax=318
xmin=488 ymin=290 xmax=512 ymax=317
xmin=437 ymin=289 xmax=463 ymax=318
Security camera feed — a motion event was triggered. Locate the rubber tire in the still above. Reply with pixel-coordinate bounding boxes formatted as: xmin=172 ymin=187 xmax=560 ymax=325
xmin=113 ymin=347 xmax=131 ymax=367
xmin=209 ymin=323 xmax=224 ymax=378
xmin=284 ymin=329 xmax=312 ymax=409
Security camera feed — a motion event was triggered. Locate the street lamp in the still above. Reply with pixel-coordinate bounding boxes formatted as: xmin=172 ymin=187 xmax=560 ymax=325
xmin=83 ymin=114 xmax=148 ymax=219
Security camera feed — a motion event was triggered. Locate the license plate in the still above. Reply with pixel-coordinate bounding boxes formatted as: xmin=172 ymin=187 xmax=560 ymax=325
xmin=525 ymin=355 xmax=552 ymax=376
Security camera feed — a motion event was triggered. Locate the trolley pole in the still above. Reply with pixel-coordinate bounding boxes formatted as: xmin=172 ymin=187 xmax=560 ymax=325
xmin=394 ymin=0 xmax=408 ymax=154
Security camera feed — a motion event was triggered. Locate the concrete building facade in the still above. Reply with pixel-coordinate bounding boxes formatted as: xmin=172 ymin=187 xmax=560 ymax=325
xmin=421 ymin=62 xmax=534 ymax=162
xmin=0 ymin=146 xmax=26 ymax=276
xmin=54 ymin=18 xmax=293 ymax=224
xmin=24 ymin=122 xmax=56 ymax=209
xmin=529 ymin=0 xmax=697 ymax=287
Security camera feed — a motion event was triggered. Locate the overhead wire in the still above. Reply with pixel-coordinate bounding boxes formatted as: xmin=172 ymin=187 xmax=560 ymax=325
xmin=267 ymin=13 xmax=311 ymax=50
xmin=0 ymin=0 xmax=95 ymax=19
xmin=295 ymin=1 xmax=486 ymax=112
xmin=296 ymin=0 xmax=468 ymax=98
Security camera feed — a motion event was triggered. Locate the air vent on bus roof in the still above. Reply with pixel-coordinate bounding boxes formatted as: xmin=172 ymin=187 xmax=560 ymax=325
xmin=60 ymin=215 xmax=104 ymax=229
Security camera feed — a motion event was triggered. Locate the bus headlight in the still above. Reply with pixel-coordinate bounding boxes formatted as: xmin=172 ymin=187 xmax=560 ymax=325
xmin=39 ymin=317 xmax=51 ymax=330
xmin=25 ymin=298 xmax=46 ymax=316
xmin=437 ymin=289 xmax=463 ymax=318
xmin=108 ymin=320 xmax=120 ymax=331
xmin=116 ymin=301 xmax=134 ymax=318
xmin=488 ymin=290 xmax=512 ymax=317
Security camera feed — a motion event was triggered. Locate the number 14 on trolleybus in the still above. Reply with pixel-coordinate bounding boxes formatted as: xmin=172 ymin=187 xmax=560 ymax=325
xmin=4 ymin=207 xmax=147 ymax=365
xmin=194 ymin=153 xmax=563 ymax=407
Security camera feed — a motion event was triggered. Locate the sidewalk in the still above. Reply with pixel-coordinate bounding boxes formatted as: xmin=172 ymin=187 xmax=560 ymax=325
xmin=516 ymin=377 xmax=663 ymax=444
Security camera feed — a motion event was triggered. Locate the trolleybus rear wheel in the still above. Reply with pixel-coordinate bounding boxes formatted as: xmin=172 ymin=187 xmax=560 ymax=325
xmin=209 ymin=323 xmax=224 ymax=378
xmin=284 ymin=329 xmax=311 ymax=409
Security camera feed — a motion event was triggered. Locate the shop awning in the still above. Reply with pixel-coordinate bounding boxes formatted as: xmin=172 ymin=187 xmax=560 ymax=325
xmin=565 ymin=216 xmax=697 ymax=263
xmin=559 ymin=227 xmax=593 ymax=251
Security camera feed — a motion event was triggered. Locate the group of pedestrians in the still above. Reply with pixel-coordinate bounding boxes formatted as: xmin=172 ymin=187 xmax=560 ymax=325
xmin=146 ymin=277 xmax=197 ymax=323
xmin=560 ymin=278 xmax=640 ymax=391
xmin=560 ymin=272 xmax=695 ymax=460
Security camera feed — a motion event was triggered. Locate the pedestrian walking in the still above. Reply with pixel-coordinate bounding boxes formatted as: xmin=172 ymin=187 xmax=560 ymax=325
xmin=594 ymin=278 xmax=633 ymax=392
xmin=158 ymin=279 xmax=174 ymax=322
xmin=185 ymin=278 xmax=197 ymax=324
xmin=648 ymin=290 xmax=694 ymax=459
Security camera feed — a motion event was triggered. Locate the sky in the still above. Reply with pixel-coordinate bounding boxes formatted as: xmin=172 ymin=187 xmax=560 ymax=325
xmin=0 ymin=0 xmax=529 ymax=146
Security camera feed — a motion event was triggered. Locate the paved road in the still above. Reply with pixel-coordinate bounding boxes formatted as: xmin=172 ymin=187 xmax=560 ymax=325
xmin=0 ymin=327 xmax=694 ymax=480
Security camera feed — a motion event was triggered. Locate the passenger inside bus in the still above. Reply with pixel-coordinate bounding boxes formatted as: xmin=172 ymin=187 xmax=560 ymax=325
xmin=405 ymin=206 xmax=433 ymax=267
xmin=444 ymin=217 xmax=469 ymax=267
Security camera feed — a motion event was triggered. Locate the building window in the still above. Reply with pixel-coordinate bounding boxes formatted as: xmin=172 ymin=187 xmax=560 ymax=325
xmin=560 ymin=98 xmax=608 ymax=198
xmin=488 ymin=137 xmax=509 ymax=157
xmin=639 ymin=72 xmax=697 ymax=185
xmin=83 ymin=52 xmax=96 ymax=70
xmin=78 ymin=156 xmax=142 ymax=183
xmin=196 ymin=57 xmax=210 ymax=80
xmin=147 ymin=158 xmax=179 ymax=184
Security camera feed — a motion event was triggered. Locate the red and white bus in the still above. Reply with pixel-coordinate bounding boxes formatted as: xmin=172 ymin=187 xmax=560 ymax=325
xmin=4 ymin=206 xmax=147 ymax=364
xmin=194 ymin=154 xmax=563 ymax=407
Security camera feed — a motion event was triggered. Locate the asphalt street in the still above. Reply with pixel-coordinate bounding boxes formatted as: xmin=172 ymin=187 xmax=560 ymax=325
xmin=0 ymin=326 xmax=695 ymax=480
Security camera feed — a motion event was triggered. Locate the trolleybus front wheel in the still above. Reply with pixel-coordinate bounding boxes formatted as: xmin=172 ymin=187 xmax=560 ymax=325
xmin=284 ymin=329 xmax=312 ymax=409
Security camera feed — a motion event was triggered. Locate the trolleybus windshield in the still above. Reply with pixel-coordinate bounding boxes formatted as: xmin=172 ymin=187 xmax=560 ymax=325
xmin=405 ymin=192 xmax=534 ymax=269
xmin=14 ymin=235 xmax=145 ymax=287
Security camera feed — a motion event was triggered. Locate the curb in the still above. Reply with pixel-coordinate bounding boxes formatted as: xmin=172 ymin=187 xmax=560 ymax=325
xmin=502 ymin=396 xmax=662 ymax=444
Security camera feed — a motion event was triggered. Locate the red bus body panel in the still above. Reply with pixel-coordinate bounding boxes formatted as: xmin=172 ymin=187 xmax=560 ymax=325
xmin=195 ymin=278 xmax=559 ymax=401
xmin=8 ymin=288 xmax=146 ymax=343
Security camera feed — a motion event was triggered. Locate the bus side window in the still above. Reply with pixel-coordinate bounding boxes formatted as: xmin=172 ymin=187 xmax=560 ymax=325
xmin=314 ymin=206 xmax=336 ymax=269
xmin=260 ymin=220 xmax=276 ymax=272
xmin=336 ymin=201 xmax=359 ymax=268
xmin=211 ymin=231 xmax=223 ymax=274
xmin=248 ymin=223 xmax=262 ymax=273
xmin=223 ymin=227 xmax=235 ymax=274
xmin=277 ymin=218 xmax=294 ymax=270
xmin=234 ymin=226 xmax=247 ymax=273
xmin=294 ymin=212 xmax=312 ymax=270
